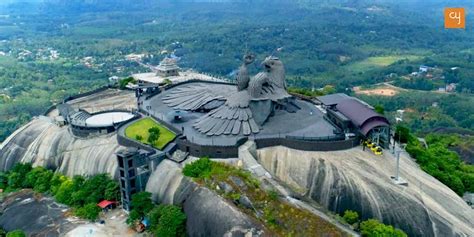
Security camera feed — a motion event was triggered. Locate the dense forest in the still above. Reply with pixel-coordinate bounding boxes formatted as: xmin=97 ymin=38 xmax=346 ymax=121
xmin=0 ymin=0 xmax=473 ymax=142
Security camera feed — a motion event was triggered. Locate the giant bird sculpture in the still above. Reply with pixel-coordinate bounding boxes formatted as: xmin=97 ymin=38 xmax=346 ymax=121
xmin=162 ymin=55 xmax=297 ymax=136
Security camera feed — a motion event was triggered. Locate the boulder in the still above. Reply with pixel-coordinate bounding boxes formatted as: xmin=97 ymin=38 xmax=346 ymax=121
xmin=146 ymin=160 xmax=265 ymax=237
xmin=257 ymin=146 xmax=474 ymax=237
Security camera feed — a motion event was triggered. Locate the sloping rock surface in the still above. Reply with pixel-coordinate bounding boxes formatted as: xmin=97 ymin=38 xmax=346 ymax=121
xmin=257 ymin=146 xmax=474 ymax=237
xmin=0 ymin=117 xmax=119 ymax=177
xmin=0 ymin=190 xmax=79 ymax=236
xmin=146 ymin=160 xmax=264 ymax=237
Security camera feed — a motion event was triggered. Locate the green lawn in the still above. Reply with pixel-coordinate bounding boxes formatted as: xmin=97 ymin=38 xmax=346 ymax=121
xmin=346 ymin=55 xmax=421 ymax=73
xmin=125 ymin=117 xmax=176 ymax=150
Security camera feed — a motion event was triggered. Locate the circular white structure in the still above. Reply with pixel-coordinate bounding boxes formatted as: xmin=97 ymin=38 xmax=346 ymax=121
xmin=85 ymin=112 xmax=135 ymax=127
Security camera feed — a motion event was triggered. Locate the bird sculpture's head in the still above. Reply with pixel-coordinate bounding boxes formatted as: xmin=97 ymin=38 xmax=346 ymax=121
xmin=262 ymin=56 xmax=284 ymax=73
xmin=243 ymin=53 xmax=255 ymax=65
xmin=261 ymin=56 xmax=286 ymax=88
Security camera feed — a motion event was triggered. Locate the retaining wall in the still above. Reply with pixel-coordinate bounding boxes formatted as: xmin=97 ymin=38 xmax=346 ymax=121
xmin=255 ymin=136 xmax=360 ymax=151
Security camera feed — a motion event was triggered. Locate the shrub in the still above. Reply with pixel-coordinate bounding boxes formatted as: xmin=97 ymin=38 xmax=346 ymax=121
xmin=135 ymin=135 xmax=143 ymax=141
xmin=119 ymin=77 xmax=136 ymax=89
xmin=360 ymin=219 xmax=407 ymax=237
xmin=74 ymin=203 xmax=101 ymax=221
xmin=182 ymin=157 xmax=213 ymax=178
xmin=268 ymin=190 xmax=279 ymax=201
xmin=342 ymin=210 xmax=359 ymax=225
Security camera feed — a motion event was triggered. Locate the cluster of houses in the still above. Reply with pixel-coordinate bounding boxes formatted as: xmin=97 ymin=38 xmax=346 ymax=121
xmin=390 ymin=65 xmax=459 ymax=93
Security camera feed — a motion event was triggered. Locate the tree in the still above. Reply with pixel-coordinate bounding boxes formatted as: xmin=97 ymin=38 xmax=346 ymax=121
xmin=0 ymin=172 xmax=8 ymax=190
xmin=127 ymin=192 xmax=154 ymax=224
xmin=342 ymin=210 xmax=359 ymax=225
xmin=7 ymin=173 xmax=23 ymax=190
xmin=147 ymin=127 xmax=161 ymax=144
xmin=54 ymin=179 xmax=74 ymax=205
xmin=74 ymin=203 xmax=101 ymax=221
xmin=8 ymin=163 xmax=32 ymax=189
xmin=49 ymin=173 xmax=68 ymax=195
xmin=374 ymin=105 xmax=385 ymax=115
xmin=25 ymin=167 xmax=53 ymax=193
xmin=6 ymin=230 xmax=26 ymax=237
xmin=104 ymin=181 xmax=120 ymax=201
xmin=155 ymin=205 xmax=186 ymax=237
xmin=147 ymin=205 xmax=166 ymax=230
xmin=394 ymin=125 xmax=411 ymax=144
xmin=360 ymin=219 xmax=407 ymax=237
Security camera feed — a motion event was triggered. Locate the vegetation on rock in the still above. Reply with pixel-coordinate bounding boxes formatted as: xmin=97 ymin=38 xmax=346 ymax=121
xmin=0 ymin=163 xmax=119 ymax=221
xmin=182 ymin=158 xmax=344 ymax=236
xmin=342 ymin=210 xmax=359 ymax=225
xmin=118 ymin=77 xmax=136 ymax=89
xmin=5 ymin=230 xmax=26 ymax=237
xmin=360 ymin=219 xmax=407 ymax=237
xmin=402 ymin=128 xmax=474 ymax=196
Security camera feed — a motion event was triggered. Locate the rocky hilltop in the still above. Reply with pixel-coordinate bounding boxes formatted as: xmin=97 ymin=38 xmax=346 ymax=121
xmin=146 ymin=160 xmax=265 ymax=237
xmin=0 ymin=89 xmax=136 ymax=177
xmin=1 ymin=88 xmax=473 ymax=237
xmin=257 ymin=146 xmax=474 ymax=237
xmin=0 ymin=117 xmax=120 ymax=177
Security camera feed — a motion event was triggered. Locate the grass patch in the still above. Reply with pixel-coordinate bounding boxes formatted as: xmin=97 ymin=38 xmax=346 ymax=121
xmin=346 ymin=55 xmax=421 ymax=73
xmin=125 ymin=117 xmax=176 ymax=150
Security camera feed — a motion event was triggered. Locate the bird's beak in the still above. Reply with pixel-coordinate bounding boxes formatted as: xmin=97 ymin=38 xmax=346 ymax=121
xmin=261 ymin=58 xmax=271 ymax=69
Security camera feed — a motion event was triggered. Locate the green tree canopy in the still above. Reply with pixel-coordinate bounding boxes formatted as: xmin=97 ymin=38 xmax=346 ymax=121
xmin=360 ymin=219 xmax=407 ymax=237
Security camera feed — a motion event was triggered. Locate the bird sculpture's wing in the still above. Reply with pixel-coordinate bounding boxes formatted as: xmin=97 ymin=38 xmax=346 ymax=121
xmin=162 ymin=83 xmax=236 ymax=111
xmin=193 ymin=105 xmax=259 ymax=136
xmin=248 ymin=72 xmax=279 ymax=98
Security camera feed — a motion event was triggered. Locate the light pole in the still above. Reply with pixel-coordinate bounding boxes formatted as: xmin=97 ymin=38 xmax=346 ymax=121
xmin=392 ymin=148 xmax=408 ymax=185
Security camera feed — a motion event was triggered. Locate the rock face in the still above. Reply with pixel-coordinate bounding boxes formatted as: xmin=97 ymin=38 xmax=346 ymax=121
xmin=0 ymin=190 xmax=79 ymax=235
xmin=0 ymin=117 xmax=120 ymax=177
xmin=0 ymin=89 xmax=136 ymax=177
xmin=257 ymin=146 xmax=474 ymax=237
xmin=146 ymin=160 xmax=264 ymax=237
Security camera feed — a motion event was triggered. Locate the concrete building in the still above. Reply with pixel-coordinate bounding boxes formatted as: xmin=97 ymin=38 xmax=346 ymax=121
xmin=116 ymin=148 xmax=164 ymax=211
xmin=316 ymin=93 xmax=391 ymax=148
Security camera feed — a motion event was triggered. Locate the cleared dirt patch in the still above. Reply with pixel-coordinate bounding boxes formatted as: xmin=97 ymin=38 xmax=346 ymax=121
xmin=355 ymin=87 xmax=399 ymax=96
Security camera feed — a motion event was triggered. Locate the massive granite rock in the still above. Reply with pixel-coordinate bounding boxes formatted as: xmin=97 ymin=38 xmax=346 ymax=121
xmin=0 ymin=88 xmax=136 ymax=177
xmin=0 ymin=117 xmax=119 ymax=177
xmin=0 ymin=190 xmax=79 ymax=235
xmin=257 ymin=146 xmax=474 ymax=237
xmin=146 ymin=160 xmax=265 ymax=237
